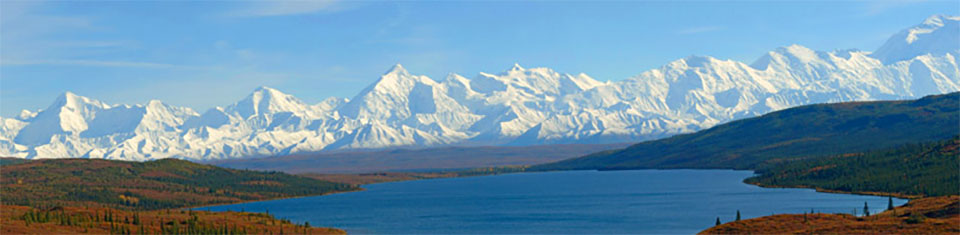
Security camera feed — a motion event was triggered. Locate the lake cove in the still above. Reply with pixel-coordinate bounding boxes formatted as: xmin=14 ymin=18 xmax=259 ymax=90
xmin=198 ymin=170 xmax=907 ymax=234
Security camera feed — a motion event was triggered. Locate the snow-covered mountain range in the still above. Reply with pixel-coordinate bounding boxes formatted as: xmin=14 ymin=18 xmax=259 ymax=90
xmin=3 ymin=15 xmax=958 ymax=161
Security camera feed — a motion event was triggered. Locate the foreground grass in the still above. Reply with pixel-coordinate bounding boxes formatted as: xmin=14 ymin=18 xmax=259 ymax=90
xmin=701 ymin=196 xmax=960 ymax=234
xmin=1 ymin=205 xmax=344 ymax=234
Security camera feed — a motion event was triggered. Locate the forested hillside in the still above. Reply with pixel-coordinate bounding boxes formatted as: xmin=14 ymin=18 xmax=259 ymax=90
xmin=0 ymin=158 xmax=358 ymax=210
xmin=747 ymin=136 xmax=959 ymax=197
xmin=533 ymin=92 xmax=959 ymax=171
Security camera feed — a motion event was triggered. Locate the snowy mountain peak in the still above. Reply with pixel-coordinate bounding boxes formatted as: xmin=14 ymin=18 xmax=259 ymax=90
xmin=12 ymin=92 xmax=112 ymax=146
xmin=509 ymin=63 xmax=525 ymax=72
xmin=779 ymin=44 xmax=814 ymax=54
xmin=873 ymin=14 xmax=959 ymax=64
xmin=340 ymin=64 xmax=446 ymax=120
xmin=145 ymin=99 xmax=165 ymax=108
xmin=922 ymin=14 xmax=958 ymax=29
xmin=673 ymin=55 xmax=719 ymax=68
xmin=776 ymin=44 xmax=819 ymax=63
xmin=375 ymin=65 xmax=436 ymax=88
xmin=227 ymin=86 xmax=311 ymax=118
xmin=385 ymin=63 xmax=409 ymax=75
xmin=52 ymin=91 xmax=111 ymax=111
xmin=253 ymin=85 xmax=276 ymax=92
xmin=751 ymin=44 xmax=830 ymax=70
xmin=250 ymin=86 xmax=294 ymax=99
xmin=362 ymin=64 xmax=438 ymax=92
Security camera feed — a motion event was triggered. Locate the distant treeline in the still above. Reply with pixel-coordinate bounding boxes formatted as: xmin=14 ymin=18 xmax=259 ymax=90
xmin=747 ymin=136 xmax=959 ymax=197
xmin=1 ymin=158 xmax=359 ymax=210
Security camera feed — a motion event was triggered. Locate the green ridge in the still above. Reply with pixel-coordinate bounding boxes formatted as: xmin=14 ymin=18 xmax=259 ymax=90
xmin=532 ymin=92 xmax=959 ymax=171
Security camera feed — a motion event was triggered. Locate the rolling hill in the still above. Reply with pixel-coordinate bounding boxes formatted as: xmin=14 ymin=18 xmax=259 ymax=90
xmin=532 ymin=92 xmax=959 ymax=171
xmin=0 ymin=158 xmax=358 ymax=210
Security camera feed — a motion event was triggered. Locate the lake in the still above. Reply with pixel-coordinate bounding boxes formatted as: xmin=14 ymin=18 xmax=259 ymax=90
xmin=198 ymin=170 xmax=908 ymax=234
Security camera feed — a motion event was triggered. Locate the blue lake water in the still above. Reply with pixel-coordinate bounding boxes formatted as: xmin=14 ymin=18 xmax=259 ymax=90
xmin=198 ymin=170 xmax=908 ymax=234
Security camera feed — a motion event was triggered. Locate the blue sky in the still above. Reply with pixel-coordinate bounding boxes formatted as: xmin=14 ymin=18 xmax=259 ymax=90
xmin=1 ymin=0 xmax=957 ymax=117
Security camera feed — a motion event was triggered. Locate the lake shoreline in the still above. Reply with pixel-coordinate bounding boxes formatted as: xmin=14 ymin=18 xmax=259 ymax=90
xmin=190 ymin=167 xmax=919 ymax=217
xmin=186 ymin=168 xmax=921 ymax=234
xmin=700 ymin=195 xmax=959 ymax=234
xmin=746 ymin=182 xmax=922 ymax=200
xmin=198 ymin=169 xmax=907 ymax=234
xmin=188 ymin=187 xmax=368 ymax=211
xmin=317 ymin=167 xmax=921 ymax=199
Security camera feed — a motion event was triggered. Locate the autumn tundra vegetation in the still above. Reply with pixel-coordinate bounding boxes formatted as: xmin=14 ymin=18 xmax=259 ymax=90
xmin=701 ymin=136 xmax=959 ymax=233
xmin=0 ymin=158 xmax=355 ymax=234
xmin=701 ymin=196 xmax=959 ymax=234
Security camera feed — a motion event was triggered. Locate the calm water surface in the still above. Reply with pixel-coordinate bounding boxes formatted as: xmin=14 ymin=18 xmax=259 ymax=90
xmin=199 ymin=170 xmax=907 ymax=234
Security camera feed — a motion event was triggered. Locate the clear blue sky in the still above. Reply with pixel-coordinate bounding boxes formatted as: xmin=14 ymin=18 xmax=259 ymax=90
xmin=1 ymin=0 xmax=957 ymax=117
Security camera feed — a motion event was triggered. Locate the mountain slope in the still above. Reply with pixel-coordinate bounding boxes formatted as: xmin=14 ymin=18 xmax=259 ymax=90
xmin=13 ymin=92 xmax=111 ymax=146
xmin=531 ymin=92 xmax=960 ymax=170
xmin=873 ymin=15 xmax=960 ymax=64
xmin=1 ymin=15 xmax=958 ymax=161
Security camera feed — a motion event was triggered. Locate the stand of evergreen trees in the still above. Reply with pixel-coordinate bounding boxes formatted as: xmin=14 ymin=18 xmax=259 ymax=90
xmin=16 ymin=207 xmax=323 ymax=235
xmin=747 ymin=136 xmax=959 ymax=197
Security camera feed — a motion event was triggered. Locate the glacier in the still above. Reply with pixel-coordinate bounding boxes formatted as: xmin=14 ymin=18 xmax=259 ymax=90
xmin=2 ymin=15 xmax=958 ymax=161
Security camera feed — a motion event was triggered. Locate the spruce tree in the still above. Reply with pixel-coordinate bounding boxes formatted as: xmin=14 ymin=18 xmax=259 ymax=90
xmin=715 ymin=217 xmax=721 ymax=226
xmin=735 ymin=210 xmax=741 ymax=221
xmin=864 ymin=202 xmax=870 ymax=216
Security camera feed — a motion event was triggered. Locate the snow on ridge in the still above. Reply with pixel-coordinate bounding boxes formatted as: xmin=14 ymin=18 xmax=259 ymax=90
xmin=873 ymin=14 xmax=960 ymax=64
xmin=2 ymin=15 xmax=959 ymax=161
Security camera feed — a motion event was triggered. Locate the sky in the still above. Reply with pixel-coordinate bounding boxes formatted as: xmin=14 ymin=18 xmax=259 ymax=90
xmin=1 ymin=0 xmax=958 ymax=117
